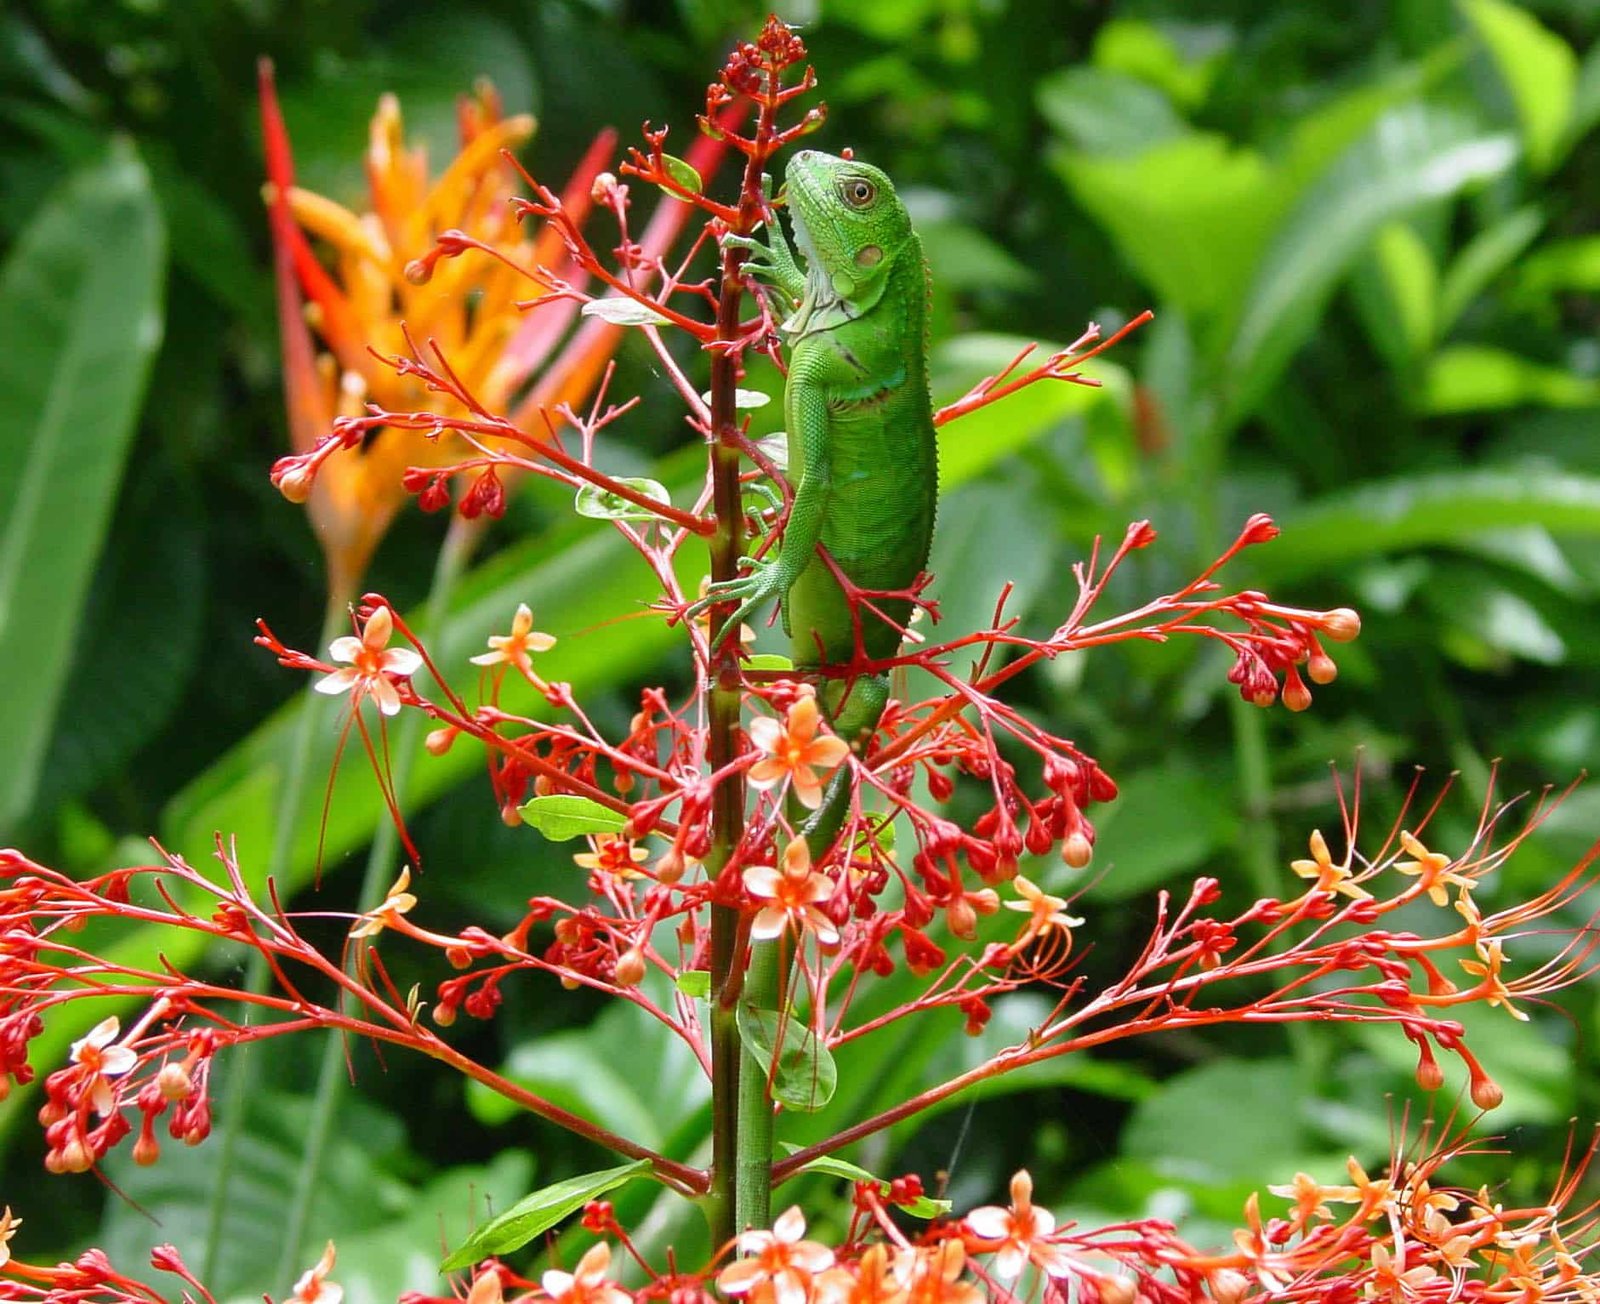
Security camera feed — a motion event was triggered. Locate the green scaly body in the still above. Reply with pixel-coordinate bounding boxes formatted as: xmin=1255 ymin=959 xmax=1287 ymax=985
xmin=712 ymin=149 xmax=938 ymax=855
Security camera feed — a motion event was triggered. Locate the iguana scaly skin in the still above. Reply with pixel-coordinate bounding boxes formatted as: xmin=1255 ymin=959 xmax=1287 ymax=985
xmin=711 ymin=149 xmax=938 ymax=854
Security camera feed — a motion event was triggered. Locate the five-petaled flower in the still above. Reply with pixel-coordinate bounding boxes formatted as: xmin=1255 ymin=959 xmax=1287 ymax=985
xmin=290 ymin=1241 xmax=343 ymax=1304
xmin=314 ymin=605 xmax=422 ymax=716
xmin=1394 ymin=829 xmax=1469 ymax=908
xmin=1290 ymin=828 xmax=1371 ymax=900
xmin=471 ymin=602 xmax=558 ymax=686
xmin=744 ymin=838 xmax=839 ymax=945
xmin=1004 ymin=875 xmax=1084 ymax=952
xmin=963 ymin=1169 xmax=1073 ymax=1280
xmin=69 ymin=1015 xmax=137 ymax=1116
xmin=574 ymin=836 xmax=649 ymax=879
xmin=349 ymin=866 xmax=418 ymax=939
xmin=718 ymin=1206 xmax=836 ymax=1304
xmin=748 ymin=688 xmax=851 ymax=810
xmin=540 ymin=1241 xmax=632 ymax=1304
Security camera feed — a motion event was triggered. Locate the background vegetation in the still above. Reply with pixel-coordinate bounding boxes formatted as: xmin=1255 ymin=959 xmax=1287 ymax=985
xmin=3 ymin=0 xmax=1599 ymax=1295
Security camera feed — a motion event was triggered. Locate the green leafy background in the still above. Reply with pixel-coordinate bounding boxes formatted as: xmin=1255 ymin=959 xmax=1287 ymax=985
xmin=3 ymin=0 xmax=1598 ymax=1293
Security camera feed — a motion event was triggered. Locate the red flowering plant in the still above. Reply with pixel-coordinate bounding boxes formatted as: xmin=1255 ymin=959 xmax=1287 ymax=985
xmin=5 ymin=16 xmax=1600 ymax=1304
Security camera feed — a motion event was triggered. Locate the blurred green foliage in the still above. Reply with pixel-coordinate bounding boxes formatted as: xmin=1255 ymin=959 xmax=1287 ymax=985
xmin=3 ymin=0 xmax=1600 ymax=1294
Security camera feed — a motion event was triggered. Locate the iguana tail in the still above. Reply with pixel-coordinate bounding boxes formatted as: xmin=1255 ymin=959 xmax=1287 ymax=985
xmin=799 ymin=672 xmax=890 ymax=863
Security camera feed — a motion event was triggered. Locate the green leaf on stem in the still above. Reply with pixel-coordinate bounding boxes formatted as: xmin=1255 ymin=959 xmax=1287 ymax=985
xmin=745 ymin=653 xmax=795 ymax=671
xmin=1460 ymin=0 xmax=1577 ymax=174
xmin=518 ymin=794 xmax=628 ymax=840
xmin=676 ymin=970 xmax=711 ymax=999
xmin=574 ymin=477 xmax=673 ymax=521
xmin=660 ymin=152 xmax=703 ymax=194
xmin=778 ymin=1149 xmax=952 ymax=1218
xmin=439 ymin=1158 xmax=654 ymax=1270
xmin=737 ymin=1005 xmax=838 ymax=1112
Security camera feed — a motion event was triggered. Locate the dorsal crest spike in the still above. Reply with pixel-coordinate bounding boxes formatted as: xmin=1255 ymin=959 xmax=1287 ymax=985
xmin=841 ymin=146 xmax=854 ymax=160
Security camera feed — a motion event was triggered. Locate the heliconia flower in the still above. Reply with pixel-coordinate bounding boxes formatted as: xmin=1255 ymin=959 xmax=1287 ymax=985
xmin=539 ymin=1241 xmax=632 ymax=1304
xmin=573 ymin=836 xmax=649 ymax=879
xmin=260 ymin=64 xmax=709 ymax=601
xmin=0 ymin=1207 xmax=20 ymax=1268
xmin=70 ymin=1016 xmax=137 ymax=1116
xmin=747 ymin=689 xmax=851 ymax=810
xmin=1290 ymin=828 xmax=1371 ymax=901
xmin=470 ymin=602 xmax=557 ymax=684
xmin=314 ymin=605 xmax=422 ymax=716
xmin=744 ymin=838 xmax=839 ymax=945
xmin=348 ymin=866 xmax=418 ymax=939
xmin=718 ymin=1206 xmax=836 ymax=1304
xmin=1003 ymin=875 xmax=1083 ymax=951
xmin=963 ymin=1169 xmax=1074 ymax=1280
xmin=290 ymin=1241 xmax=343 ymax=1304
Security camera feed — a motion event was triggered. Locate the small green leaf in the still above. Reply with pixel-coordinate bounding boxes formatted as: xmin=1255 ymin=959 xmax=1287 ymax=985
xmin=1437 ymin=205 xmax=1543 ymax=331
xmin=1461 ymin=0 xmax=1577 ymax=174
xmin=675 ymin=970 xmax=711 ymax=999
xmin=580 ymin=297 xmax=670 ymax=327
xmin=745 ymin=653 xmax=794 ymax=671
xmin=737 ymin=1005 xmax=837 ymax=1112
xmin=440 ymin=1159 xmax=653 ymax=1270
xmin=1419 ymin=344 xmax=1600 ymax=413
xmin=783 ymin=1151 xmax=952 ymax=1219
xmin=660 ymin=152 xmax=703 ymax=194
xmin=573 ymin=477 xmax=673 ymax=521
xmin=518 ymin=794 xmax=628 ymax=841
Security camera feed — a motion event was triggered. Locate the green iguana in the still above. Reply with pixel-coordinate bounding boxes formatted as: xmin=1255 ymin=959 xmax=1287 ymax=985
xmin=706 ymin=148 xmax=938 ymax=854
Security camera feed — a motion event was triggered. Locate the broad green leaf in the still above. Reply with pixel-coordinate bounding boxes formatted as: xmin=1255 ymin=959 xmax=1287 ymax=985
xmin=0 ymin=143 xmax=165 ymax=840
xmin=1437 ymin=204 xmax=1543 ymax=331
xmin=580 ymin=297 xmax=670 ymax=327
xmin=519 ymin=794 xmax=629 ymax=840
xmin=1352 ymin=221 xmax=1437 ymax=367
xmin=737 ymin=1004 xmax=838 ymax=1112
xmin=1256 ymin=468 xmax=1600 ymax=579
xmin=1055 ymin=133 xmax=1277 ymax=322
xmin=1122 ymin=1059 xmax=1310 ymax=1182
xmin=1036 ymin=67 xmax=1187 ymax=157
xmin=573 ymin=476 xmax=673 ymax=521
xmin=1461 ymin=0 xmax=1577 ymax=174
xmin=781 ymin=1151 xmax=951 ymax=1218
xmin=1084 ymin=757 xmax=1239 ymax=900
xmin=1418 ymin=344 xmax=1600 ymax=414
xmin=1226 ymin=106 xmax=1515 ymax=427
xmin=933 ymin=334 xmax=1129 ymax=491
xmin=440 ymin=1159 xmax=653 ymax=1270
xmin=1516 ymin=235 xmax=1600 ymax=296
xmin=1091 ymin=17 xmax=1223 ymax=110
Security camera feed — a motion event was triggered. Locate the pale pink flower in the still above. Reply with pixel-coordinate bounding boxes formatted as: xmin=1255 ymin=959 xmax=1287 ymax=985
xmin=744 ymin=838 xmax=839 ymax=945
xmin=964 ymin=1169 xmax=1073 ymax=1280
xmin=314 ymin=605 xmax=421 ymax=715
xmin=748 ymin=690 xmax=850 ymax=809
xmin=70 ymin=1015 xmax=137 ymax=1116
xmin=471 ymin=602 xmax=557 ymax=685
xmin=290 ymin=1242 xmax=343 ymax=1304
xmin=718 ymin=1206 xmax=836 ymax=1304
xmin=540 ymin=1242 xmax=631 ymax=1304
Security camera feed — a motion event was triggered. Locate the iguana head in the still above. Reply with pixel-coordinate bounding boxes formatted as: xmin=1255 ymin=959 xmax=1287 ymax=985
xmin=784 ymin=150 xmax=913 ymax=304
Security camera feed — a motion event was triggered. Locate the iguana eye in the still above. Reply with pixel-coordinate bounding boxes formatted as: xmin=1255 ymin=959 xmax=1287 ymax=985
xmin=839 ymin=178 xmax=876 ymax=207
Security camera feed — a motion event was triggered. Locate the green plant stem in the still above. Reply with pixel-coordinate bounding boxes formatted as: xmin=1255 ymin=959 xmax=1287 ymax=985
xmin=200 ymin=592 xmax=347 ymax=1287
xmin=273 ymin=517 xmax=479 ymax=1283
xmin=734 ymin=939 xmax=778 ymax=1233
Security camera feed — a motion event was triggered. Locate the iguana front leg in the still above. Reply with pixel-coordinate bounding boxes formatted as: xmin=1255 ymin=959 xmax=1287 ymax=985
xmin=722 ymin=214 xmax=806 ymax=304
xmin=690 ymin=358 xmax=832 ymax=637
